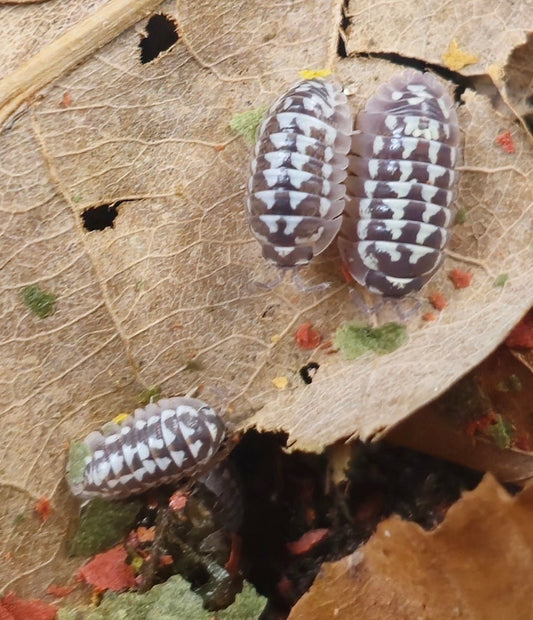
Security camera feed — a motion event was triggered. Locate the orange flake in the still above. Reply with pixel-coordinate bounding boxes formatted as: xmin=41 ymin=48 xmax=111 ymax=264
xmin=506 ymin=313 xmax=533 ymax=348
xmin=287 ymin=528 xmax=329 ymax=555
xmin=136 ymin=526 xmax=155 ymax=543
xmin=224 ymin=534 xmax=242 ymax=578
xmin=169 ymin=490 xmax=188 ymax=511
xmin=214 ymin=144 xmax=226 ymax=151
xmin=340 ymin=261 xmax=353 ymax=283
xmin=61 ymin=91 xmax=73 ymax=107
xmin=159 ymin=554 xmax=174 ymax=567
xmin=295 ymin=321 xmax=322 ymax=349
xmin=495 ymin=130 xmax=515 ymax=154
xmin=34 ymin=497 xmax=52 ymax=523
xmin=448 ymin=268 xmax=473 ymax=289
xmin=78 ymin=545 xmax=136 ymax=592
xmin=422 ymin=312 xmax=437 ymax=322
xmin=429 ymin=291 xmax=447 ymax=310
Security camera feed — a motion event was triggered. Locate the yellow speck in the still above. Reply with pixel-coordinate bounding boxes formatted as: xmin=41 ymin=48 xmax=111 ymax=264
xmin=272 ymin=376 xmax=288 ymax=390
xmin=112 ymin=412 xmax=130 ymax=425
xmin=271 ymin=334 xmax=281 ymax=344
xmin=442 ymin=39 xmax=479 ymax=71
xmin=298 ymin=69 xmax=332 ymax=80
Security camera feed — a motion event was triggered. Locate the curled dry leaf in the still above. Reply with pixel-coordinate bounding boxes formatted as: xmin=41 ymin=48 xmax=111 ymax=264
xmin=387 ymin=345 xmax=533 ymax=483
xmin=289 ymin=475 xmax=533 ymax=620
xmin=0 ymin=0 xmax=532 ymax=598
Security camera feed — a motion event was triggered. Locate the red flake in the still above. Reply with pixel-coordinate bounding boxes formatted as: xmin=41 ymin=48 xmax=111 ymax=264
xmin=276 ymin=575 xmax=293 ymax=598
xmin=448 ymin=268 xmax=473 ymax=289
xmin=169 ymin=490 xmax=188 ymax=511
xmin=45 ymin=584 xmax=77 ymax=598
xmin=429 ymin=291 xmax=447 ymax=310
xmin=224 ymin=534 xmax=242 ymax=578
xmin=495 ymin=130 xmax=515 ymax=154
xmin=158 ymin=554 xmax=174 ymax=567
xmin=295 ymin=322 xmax=321 ymax=350
xmin=34 ymin=497 xmax=52 ymax=523
xmin=0 ymin=593 xmax=57 ymax=620
xmin=287 ymin=528 xmax=329 ymax=555
xmin=136 ymin=526 xmax=155 ymax=543
xmin=506 ymin=313 xmax=533 ymax=349
xmin=78 ymin=545 xmax=136 ymax=592
xmin=465 ymin=411 xmax=499 ymax=437
xmin=422 ymin=312 xmax=437 ymax=322
xmin=214 ymin=144 xmax=226 ymax=151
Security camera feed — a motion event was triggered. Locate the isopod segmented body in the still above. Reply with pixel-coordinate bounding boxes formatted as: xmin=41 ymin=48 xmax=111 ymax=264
xmin=338 ymin=70 xmax=460 ymax=297
xmin=67 ymin=397 xmax=226 ymax=500
xmin=247 ymin=78 xmax=352 ymax=268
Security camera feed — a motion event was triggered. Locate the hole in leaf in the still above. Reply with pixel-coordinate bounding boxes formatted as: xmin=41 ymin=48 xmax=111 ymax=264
xmin=337 ymin=0 xmax=350 ymax=59
xmin=81 ymin=203 xmax=119 ymax=231
xmin=299 ymin=362 xmax=320 ymax=385
xmin=140 ymin=13 xmax=179 ymax=64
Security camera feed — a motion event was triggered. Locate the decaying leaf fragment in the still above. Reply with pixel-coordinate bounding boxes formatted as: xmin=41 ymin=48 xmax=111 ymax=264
xmin=289 ymin=475 xmax=533 ymax=620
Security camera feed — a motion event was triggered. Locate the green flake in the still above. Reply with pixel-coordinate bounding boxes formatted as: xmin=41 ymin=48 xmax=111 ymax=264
xmin=229 ymin=107 xmax=266 ymax=144
xmin=66 ymin=441 xmax=92 ymax=486
xmin=487 ymin=415 xmax=514 ymax=450
xmin=496 ymin=374 xmax=522 ymax=392
xmin=334 ymin=322 xmax=408 ymax=359
xmin=69 ymin=496 xmax=142 ymax=557
xmin=138 ymin=385 xmax=161 ymax=406
xmin=21 ymin=285 xmax=56 ymax=318
xmin=12 ymin=513 xmax=27 ymax=526
xmin=184 ymin=359 xmax=203 ymax=372
xmin=455 ymin=208 xmax=467 ymax=224
xmin=57 ymin=578 xmax=266 ymax=620
xmin=72 ymin=193 xmax=83 ymax=203
xmin=494 ymin=273 xmax=508 ymax=287
xmin=438 ymin=375 xmax=491 ymax=422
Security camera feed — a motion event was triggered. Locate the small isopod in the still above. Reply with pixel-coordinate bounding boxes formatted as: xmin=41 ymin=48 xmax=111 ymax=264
xmin=338 ymin=70 xmax=460 ymax=297
xmin=247 ymin=78 xmax=353 ymax=269
xmin=67 ymin=397 xmax=226 ymax=500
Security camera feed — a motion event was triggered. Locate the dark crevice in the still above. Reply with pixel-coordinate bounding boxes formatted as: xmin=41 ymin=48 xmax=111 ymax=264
xmin=356 ymin=51 xmax=511 ymax=109
xmin=81 ymin=201 xmax=127 ymax=231
xmin=230 ymin=431 xmax=483 ymax=620
xmin=140 ymin=13 xmax=179 ymax=64
xmin=336 ymin=0 xmax=350 ymax=59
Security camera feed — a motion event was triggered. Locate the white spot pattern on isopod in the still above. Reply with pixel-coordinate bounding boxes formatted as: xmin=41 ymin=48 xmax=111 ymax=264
xmin=67 ymin=397 xmax=226 ymax=500
xmin=247 ymin=78 xmax=352 ymax=268
xmin=339 ymin=70 xmax=460 ymax=296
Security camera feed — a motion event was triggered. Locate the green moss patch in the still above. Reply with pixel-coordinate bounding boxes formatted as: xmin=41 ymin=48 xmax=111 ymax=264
xmin=334 ymin=322 xmax=408 ymax=359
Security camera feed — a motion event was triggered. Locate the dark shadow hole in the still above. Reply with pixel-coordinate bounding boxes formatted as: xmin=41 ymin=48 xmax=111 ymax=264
xmin=230 ymin=430 xmax=483 ymax=619
xmin=357 ymin=51 xmax=472 ymax=104
xmin=337 ymin=0 xmax=350 ymax=59
xmin=81 ymin=203 xmax=119 ymax=231
xmin=299 ymin=362 xmax=320 ymax=385
xmin=140 ymin=13 xmax=179 ymax=64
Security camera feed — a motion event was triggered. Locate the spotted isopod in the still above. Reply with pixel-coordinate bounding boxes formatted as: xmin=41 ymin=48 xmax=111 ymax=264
xmin=338 ymin=70 xmax=460 ymax=297
xmin=67 ymin=397 xmax=226 ymax=500
xmin=247 ymin=78 xmax=353 ymax=269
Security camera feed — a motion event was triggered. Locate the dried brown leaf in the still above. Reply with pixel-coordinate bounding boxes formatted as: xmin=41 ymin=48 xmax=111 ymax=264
xmin=289 ymin=475 xmax=533 ymax=620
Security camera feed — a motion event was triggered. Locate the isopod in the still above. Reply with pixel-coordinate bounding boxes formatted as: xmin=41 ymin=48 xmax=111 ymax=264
xmin=338 ymin=70 xmax=460 ymax=297
xmin=247 ymin=78 xmax=352 ymax=269
xmin=67 ymin=397 xmax=226 ymax=500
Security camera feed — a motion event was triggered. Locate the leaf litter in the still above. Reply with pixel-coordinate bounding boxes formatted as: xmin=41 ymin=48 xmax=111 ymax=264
xmin=0 ymin=0 xmax=532 ymax=611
